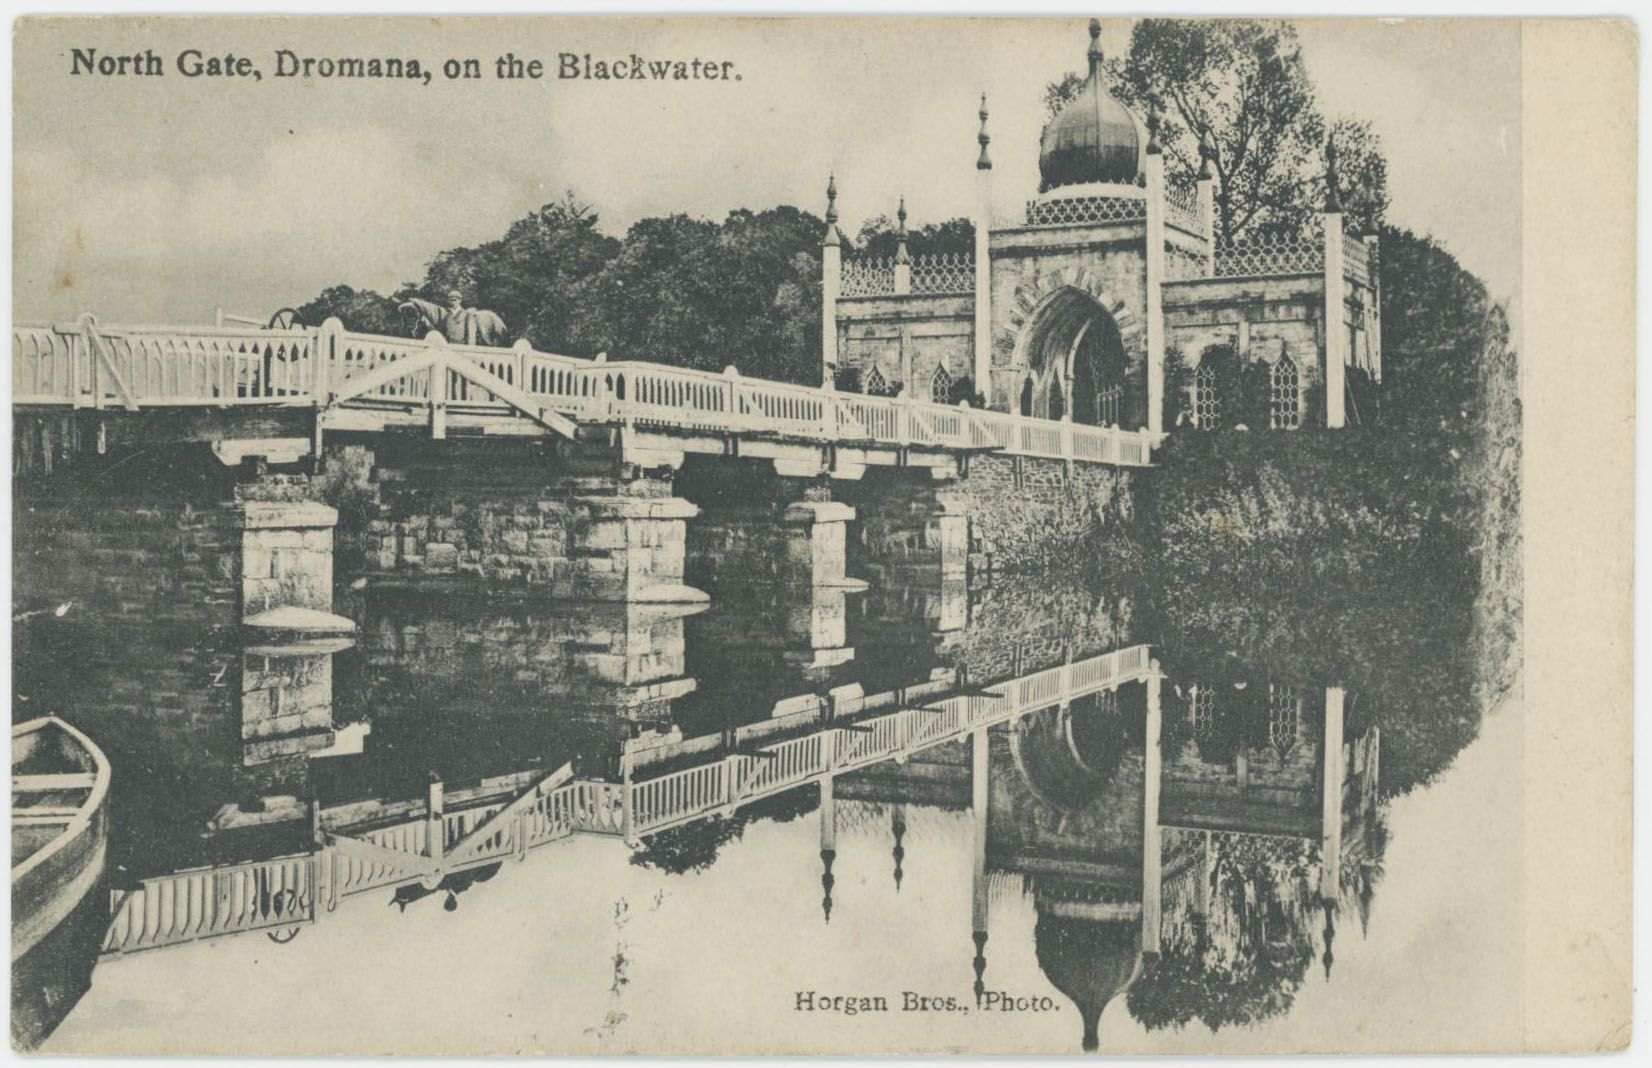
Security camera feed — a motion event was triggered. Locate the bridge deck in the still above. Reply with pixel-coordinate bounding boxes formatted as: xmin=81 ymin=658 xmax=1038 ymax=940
xmin=15 ymin=318 xmax=1156 ymax=468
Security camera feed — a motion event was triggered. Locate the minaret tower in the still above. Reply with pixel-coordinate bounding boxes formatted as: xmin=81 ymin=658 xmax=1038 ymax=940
xmin=973 ymin=95 xmax=994 ymax=397
xmin=821 ymin=175 xmax=843 ymax=387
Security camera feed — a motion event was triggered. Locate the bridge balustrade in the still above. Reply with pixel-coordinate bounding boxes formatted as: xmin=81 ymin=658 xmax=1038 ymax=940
xmin=14 ymin=318 xmax=1156 ymax=467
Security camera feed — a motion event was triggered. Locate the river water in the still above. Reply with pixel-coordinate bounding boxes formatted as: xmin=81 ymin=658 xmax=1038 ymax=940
xmin=14 ymin=560 xmax=1519 ymax=1054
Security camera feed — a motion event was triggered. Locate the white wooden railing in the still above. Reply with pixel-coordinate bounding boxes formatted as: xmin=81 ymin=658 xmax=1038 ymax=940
xmin=13 ymin=317 xmax=1156 ymax=467
xmin=97 ymin=644 xmax=1155 ymax=957
xmin=614 ymin=643 xmax=1153 ymax=836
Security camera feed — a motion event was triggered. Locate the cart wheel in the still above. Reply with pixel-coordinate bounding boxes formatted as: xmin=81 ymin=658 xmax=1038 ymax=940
xmin=266 ymin=308 xmax=300 ymax=330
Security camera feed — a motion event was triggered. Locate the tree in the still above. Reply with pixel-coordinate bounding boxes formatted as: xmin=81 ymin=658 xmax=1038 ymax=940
xmin=853 ymin=215 xmax=975 ymax=259
xmin=1044 ymin=19 xmax=1389 ymax=242
xmin=406 ymin=192 xmax=620 ymax=351
xmin=294 ymin=284 xmax=402 ymax=334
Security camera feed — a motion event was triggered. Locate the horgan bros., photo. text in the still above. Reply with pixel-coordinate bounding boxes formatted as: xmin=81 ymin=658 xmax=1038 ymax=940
xmin=68 ymin=47 xmax=741 ymax=84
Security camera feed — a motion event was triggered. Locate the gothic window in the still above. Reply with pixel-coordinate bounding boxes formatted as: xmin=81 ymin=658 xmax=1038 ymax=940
xmin=1095 ymin=687 xmax=1118 ymax=718
xmin=1269 ymin=356 xmax=1301 ymax=430
xmin=1189 ymin=685 xmax=1215 ymax=737
xmin=930 ymin=364 xmax=952 ymax=405
xmin=864 ymin=366 xmax=887 ymax=396
xmin=1019 ymin=377 xmax=1034 ymax=416
xmin=1049 ymin=376 xmax=1065 ymax=421
xmin=1097 ymin=382 xmax=1122 ymax=426
xmin=1267 ymin=684 xmax=1300 ymax=756
xmin=1193 ymin=362 xmax=1221 ymax=429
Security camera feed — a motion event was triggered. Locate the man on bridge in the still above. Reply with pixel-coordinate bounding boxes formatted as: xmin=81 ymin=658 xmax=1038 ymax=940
xmin=399 ymin=289 xmax=510 ymax=346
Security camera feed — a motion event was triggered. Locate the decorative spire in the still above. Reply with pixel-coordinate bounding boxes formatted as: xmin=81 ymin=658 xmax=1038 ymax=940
xmin=972 ymin=929 xmax=988 ymax=1008
xmin=1087 ymin=17 xmax=1104 ymax=79
xmin=1197 ymin=138 xmax=1214 ymax=181
xmin=894 ymin=198 xmax=911 ymax=266
xmin=1323 ymin=135 xmax=1343 ymax=214
xmin=1321 ymin=899 xmax=1336 ymax=979
xmin=823 ymin=174 xmax=842 ymax=247
xmin=1145 ymin=99 xmax=1163 ymax=156
xmin=891 ymin=808 xmax=907 ymax=889
xmin=976 ymin=93 xmax=992 ymax=171
xmin=821 ymin=848 xmax=836 ymax=923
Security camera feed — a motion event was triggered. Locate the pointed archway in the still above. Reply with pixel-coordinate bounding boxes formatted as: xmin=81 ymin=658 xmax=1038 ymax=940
xmin=1012 ymin=287 xmax=1133 ymax=427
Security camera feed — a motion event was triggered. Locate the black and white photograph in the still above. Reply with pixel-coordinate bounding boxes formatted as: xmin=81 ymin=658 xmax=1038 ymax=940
xmin=6 ymin=11 xmax=1634 ymax=1056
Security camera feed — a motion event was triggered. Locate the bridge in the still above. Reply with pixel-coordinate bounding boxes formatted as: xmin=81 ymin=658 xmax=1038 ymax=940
xmin=98 ymin=644 xmax=1155 ymax=956
xmin=12 ymin=315 xmax=1156 ymax=474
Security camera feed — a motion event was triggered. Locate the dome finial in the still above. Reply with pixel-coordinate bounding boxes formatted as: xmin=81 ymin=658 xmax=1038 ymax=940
xmin=1323 ymin=135 xmax=1343 ymax=214
xmin=823 ymin=174 xmax=841 ymax=247
xmin=977 ymin=93 xmax=992 ymax=171
xmin=1087 ymin=18 xmax=1104 ymax=78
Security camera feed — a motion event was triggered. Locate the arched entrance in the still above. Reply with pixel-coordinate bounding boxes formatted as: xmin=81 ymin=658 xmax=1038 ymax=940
xmin=1014 ymin=287 xmax=1131 ymax=427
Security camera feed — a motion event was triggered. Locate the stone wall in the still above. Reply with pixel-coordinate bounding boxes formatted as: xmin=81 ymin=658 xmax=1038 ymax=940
xmin=945 ymin=572 xmax=1129 ymax=687
xmin=835 ymin=293 xmax=974 ymax=398
xmin=843 ymin=456 xmax=1130 ymax=578
xmin=1163 ymin=275 xmax=1326 ymax=429
xmin=14 ymin=494 xmax=241 ymax=627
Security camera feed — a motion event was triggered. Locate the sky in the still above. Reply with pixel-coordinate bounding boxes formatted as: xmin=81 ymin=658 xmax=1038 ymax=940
xmin=12 ymin=16 xmax=1521 ymax=330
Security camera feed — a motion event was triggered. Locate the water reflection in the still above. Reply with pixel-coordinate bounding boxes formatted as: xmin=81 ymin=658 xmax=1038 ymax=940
xmin=15 ymin=565 xmax=1485 ymax=1054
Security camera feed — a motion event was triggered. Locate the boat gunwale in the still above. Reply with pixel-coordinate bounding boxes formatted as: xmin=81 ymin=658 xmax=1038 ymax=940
xmin=11 ymin=716 xmax=111 ymax=886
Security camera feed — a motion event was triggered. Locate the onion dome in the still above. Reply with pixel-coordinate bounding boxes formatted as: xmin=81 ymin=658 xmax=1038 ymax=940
xmin=1034 ymin=912 xmax=1140 ymax=1052
xmin=1038 ymin=19 xmax=1143 ymax=192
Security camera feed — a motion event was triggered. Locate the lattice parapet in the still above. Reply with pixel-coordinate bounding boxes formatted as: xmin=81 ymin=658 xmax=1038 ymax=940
xmin=840 ymin=256 xmax=895 ymax=297
xmin=1213 ymin=231 xmax=1325 ymax=278
xmin=1019 ymin=193 xmax=1147 ymax=228
xmin=1165 ymin=184 xmax=1203 ymax=232
xmin=910 ymin=252 xmax=974 ymax=295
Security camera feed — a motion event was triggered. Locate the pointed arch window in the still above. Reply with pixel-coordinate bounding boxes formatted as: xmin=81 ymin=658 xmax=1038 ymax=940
xmin=1097 ymin=380 xmax=1122 ymax=426
xmin=1193 ymin=362 xmax=1221 ymax=429
xmin=1270 ymin=356 xmax=1301 ymax=430
xmin=1189 ymin=685 xmax=1215 ymax=737
xmin=1267 ymin=684 xmax=1301 ymax=756
xmin=864 ymin=366 xmax=887 ymax=396
xmin=930 ymin=364 xmax=952 ymax=405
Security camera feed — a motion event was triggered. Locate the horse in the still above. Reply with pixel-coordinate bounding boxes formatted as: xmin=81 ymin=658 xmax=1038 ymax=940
xmin=398 ymin=297 xmax=510 ymax=347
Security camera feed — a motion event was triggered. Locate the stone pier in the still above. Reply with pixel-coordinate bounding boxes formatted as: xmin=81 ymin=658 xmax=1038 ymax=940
xmin=322 ymin=440 xmax=708 ymax=604
xmin=678 ymin=458 xmax=866 ymax=591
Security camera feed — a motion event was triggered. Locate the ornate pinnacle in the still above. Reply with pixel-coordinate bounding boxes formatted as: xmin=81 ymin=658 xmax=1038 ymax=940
xmin=1323 ymin=135 xmax=1343 ymax=214
xmin=895 ymin=198 xmax=911 ymax=265
xmin=823 ymin=174 xmax=841 ymax=247
xmin=1146 ymin=99 xmax=1163 ymax=155
xmin=1198 ymin=139 xmax=1214 ymax=181
xmin=1087 ymin=17 xmax=1103 ymax=78
xmin=820 ymin=848 xmax=836 ymax=924
xmin=972 ymin=929 xmax=988 ymax=1007
xmin=976 ymin=93 xmax=992 ymax=171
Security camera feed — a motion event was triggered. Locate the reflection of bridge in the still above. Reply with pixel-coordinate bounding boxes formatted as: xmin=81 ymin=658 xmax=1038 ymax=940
xmin=99 ymin=644 xmax=1154 ymax=956
xmin=12 ymin=317 xmax=1155 ymax=471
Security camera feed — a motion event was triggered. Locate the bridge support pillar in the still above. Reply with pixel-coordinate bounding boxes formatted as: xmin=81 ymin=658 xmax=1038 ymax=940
xmin=559 ymin=494 xmax=707 ymax=603
xmin=681 ymin=462 xmax=868 ymax=592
